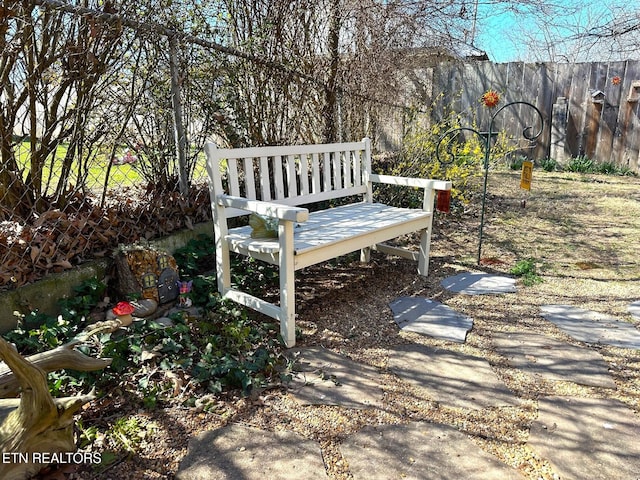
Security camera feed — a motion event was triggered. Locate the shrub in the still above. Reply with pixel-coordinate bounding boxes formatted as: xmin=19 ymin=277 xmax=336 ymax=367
xmin=539 ymin=157 xmax=560 ymax=172
xmin=566 ymin=156 xmax=594 ymax=173
xmin=376 ymin=97 xmax=517 ymax=210
xmin=510 ymin=258 xmax=543 ymax=286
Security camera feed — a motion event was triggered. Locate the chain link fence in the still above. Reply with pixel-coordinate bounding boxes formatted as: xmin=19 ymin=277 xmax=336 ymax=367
xmin=0 ymin=0 xmax=402 ymax=292
xmin=0 ymin=135 xmax=213 ymax=290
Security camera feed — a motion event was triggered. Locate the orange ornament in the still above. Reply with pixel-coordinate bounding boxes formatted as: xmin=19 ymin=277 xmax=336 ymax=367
xmin=481 ymin=90 xmax=500 ymax=108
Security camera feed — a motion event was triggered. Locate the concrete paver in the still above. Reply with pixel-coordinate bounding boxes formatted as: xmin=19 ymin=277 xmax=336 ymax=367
xmin=529 ymin=396 xmax=640 ymax=480
xmin=285 ymin=347 xmax=383 ymax=408
xmin=389 ymin=297 xmax=473 ymax=343
xmin=387 ymin=343 xmax=519 ymax=409
xmin=541 ymin=304 xmax=640 ymax=349
xmin=178 ymin=298 xmax=639 ymax=478
xmin=341 ymin=421 xmax=523 ymax=480
xmin=492 ymin=331 xmax=617 ymax=388
xmin=441 ymin=272 xmax=517 ymax=295
xmin=175 ymin=423 xmax=327 ymax=480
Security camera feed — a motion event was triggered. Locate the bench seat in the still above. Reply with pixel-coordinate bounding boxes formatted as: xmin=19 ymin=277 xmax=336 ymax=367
xmin=226 ymin=202 xmax=430 ymax=268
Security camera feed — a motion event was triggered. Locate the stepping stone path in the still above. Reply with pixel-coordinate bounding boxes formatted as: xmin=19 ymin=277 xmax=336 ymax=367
xmin=441 ymin=272 xmax=517 ymax=294
xmin=178 ymin=285 xmax=640 ymax=478
xmin=387 ymin=343 xmax=519 ymax=409
xmin=285 ymin=347 xmax=383 ymax=408
xmin=529 ymin=397 xmax=640 ymax=480
xmin=492 ymin=331 xmax=617 ymax=388
xmin=389 ymin=297 xmax=473 ymax=343
xmin=341 ymin=422 xmax=522 ymax=480
xmin=176 ymin=423 xmax=327 ymax=480
xmin=541 ymin=304 xmax=640 ymax=349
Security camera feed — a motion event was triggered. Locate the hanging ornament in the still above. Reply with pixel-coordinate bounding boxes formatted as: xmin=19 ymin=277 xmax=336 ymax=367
xmin=436 ymin=189 xmax=451 ymax=213
xmin=520 ymin=160 xmax=533 ymax=190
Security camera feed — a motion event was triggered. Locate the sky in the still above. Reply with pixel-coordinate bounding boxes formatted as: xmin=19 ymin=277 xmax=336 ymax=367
xmin=472 ymin=1 xmax=639 ymax=63
xmin=475 ymin=8 xmax=520 ymax=62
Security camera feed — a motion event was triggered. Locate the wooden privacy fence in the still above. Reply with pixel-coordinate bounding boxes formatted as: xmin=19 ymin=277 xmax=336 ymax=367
xmin=423 ymin=60 xmax=640 ymax=172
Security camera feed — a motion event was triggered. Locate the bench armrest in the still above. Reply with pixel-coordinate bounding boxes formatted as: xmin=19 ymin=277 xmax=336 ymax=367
xmin=369 ymin=174 xmax=452 ymax=191
xmin=217 ymin=195 xmax=309 ymax=222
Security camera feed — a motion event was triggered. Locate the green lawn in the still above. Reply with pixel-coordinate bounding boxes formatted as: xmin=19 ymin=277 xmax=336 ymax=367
xmin=14 ymin=142 xmax=210 ymax=194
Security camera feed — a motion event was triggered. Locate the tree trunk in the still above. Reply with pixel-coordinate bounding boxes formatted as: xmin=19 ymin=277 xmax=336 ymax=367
xmin=323 ymin=0 xmax=341 ymax=143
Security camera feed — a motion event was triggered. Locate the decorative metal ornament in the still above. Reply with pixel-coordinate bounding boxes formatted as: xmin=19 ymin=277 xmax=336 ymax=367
xmin=436 ymin=100 xmax=544 ymax=264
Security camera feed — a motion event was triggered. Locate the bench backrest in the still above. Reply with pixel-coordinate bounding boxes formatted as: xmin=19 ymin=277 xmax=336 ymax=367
xmin=205 ymin=138 xmax=372 ymax=219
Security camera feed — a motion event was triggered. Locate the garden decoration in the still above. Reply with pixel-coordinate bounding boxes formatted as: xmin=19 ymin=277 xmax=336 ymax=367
xmin=112 ymin=301 xmax=135 ymax=326
xmin=436 ymin=93 xmax=543 ymax=264
xmin=520 ymin=160 xmax=533 ymax=190
xmin=0 ymin=321 xmax=119 ymax=479
xmin=177 ymin=280 xmax=193 ymax=308
xmin=114 ymin=245 xmax=180 ymax=304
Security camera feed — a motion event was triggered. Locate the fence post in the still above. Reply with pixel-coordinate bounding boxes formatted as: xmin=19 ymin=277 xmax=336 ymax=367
xmin=169 ymin=35 xmax=189 ymax=196
xmin=550 ymin=97 xmax=569 ymax=164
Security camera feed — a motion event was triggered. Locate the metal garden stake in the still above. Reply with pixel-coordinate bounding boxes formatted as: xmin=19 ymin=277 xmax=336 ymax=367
xmin=436 ymin=100 xmax=544 ymax=264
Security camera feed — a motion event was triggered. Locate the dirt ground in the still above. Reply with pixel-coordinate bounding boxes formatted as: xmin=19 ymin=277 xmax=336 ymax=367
xmin=65 ymin=170 xmax=640 ymax=479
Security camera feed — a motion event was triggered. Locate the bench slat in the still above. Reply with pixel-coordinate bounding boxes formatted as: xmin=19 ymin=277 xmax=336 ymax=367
xmin=228 ymin=158 xmax=240 ymax=196
xmin=332 ymin=151 xmax=341 ymax=189
xmin=311 ymin=153 xmax=321 ymax=194
xmin=353 ymin=150 xmax=362 ymax=187
xmin=286 ymin=155 xmax=297 ymax=198
xmin=299 ymin=154 xmax=310 ymax=195
xmin=322 ymin=152 xmax=331 ymax=192
xmin=259 ymin=156 xmax=271 ymax=200
xmin=243 ymin=157 xmax=256 ymax=200
xmin=225 ymin=203 xmax=429 ymax=257
xmin=273 ymin=156 xmax=285 ymax=200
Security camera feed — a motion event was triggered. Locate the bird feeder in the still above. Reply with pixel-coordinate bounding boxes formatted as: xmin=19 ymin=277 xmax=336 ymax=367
xmin=436 ymin=189 xmax=451 ymax=213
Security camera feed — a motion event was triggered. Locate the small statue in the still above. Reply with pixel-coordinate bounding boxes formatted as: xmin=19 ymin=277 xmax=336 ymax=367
xmin=177 ymin=280 xmax=193 ymax=308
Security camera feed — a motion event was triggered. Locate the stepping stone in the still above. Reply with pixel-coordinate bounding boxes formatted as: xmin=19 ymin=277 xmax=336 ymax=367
xmin=389 ymin=297 xmax=473 ymax=343
xmin=176 ymin=423 xmax=327 ymax=480
xmin=285 ymin=347 xmax=383 ymax=408
xmin=341 ymin=422 xmax=522 ymax=480
xmin=541 ymin=304 xmax=640 ymax=350
xmin=131 ymin=298 xmax=158 ymax=317
xmin=387 ymin=343 xmax=519 ymax=409
xmin=441 ymin=272 xmax=516 ymax=295
xmin=529 ymin=397 xmax=640 ymax=480
xmin=492 ymin=331 xmax=617 ymax=389
xmin=629 ymin=301 xmax=640 ymax=321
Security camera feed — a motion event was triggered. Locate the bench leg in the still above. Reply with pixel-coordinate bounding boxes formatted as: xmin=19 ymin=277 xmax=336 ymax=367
xmin=418 ymin=227 xmax=431 ymax=276
xmin=360 ymin=247 xmax=371 ymax=263
xmin=278 ymin=221 xmax=296 ymax=347
xmin=215 ymin=230 xmax=231 ymax=295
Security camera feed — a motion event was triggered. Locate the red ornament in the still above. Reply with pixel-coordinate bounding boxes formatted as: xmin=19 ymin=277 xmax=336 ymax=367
xmin=436 ymin=190 xmax=451 ymax=213
xmin=112 ymin=301 xmax=135 ymax=316
xmin=481 ymin=90 xmax=500 ymax=108
xmin=611 ymin=76 xmax=621 ymax=85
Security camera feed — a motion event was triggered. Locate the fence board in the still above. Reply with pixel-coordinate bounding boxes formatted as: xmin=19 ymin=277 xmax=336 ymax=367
xmin=423 ymin=59 xmax=640 ymax=173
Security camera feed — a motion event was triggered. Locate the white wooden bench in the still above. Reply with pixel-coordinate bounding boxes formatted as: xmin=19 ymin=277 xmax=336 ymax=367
xmin=205 ymin=138 xmax=451 ymax=347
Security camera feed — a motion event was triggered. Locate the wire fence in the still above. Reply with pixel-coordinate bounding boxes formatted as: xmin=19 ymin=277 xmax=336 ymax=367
xmin=0 ymin=0 xmax=410 ymax=291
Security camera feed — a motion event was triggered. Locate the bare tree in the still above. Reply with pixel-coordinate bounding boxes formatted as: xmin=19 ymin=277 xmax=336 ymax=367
xmin=0 ymin=0 xmax=133 ymax=218
xmin=491 ymin=0 xmax=640 ymax=62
